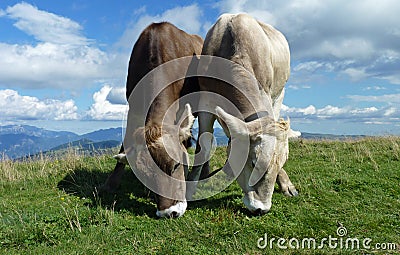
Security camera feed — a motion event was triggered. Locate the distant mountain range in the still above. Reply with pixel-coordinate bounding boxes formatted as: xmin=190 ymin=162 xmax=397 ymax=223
xmin=0 ymin=124 xmax=366 ymax=160
xmin=299 ymin=132 xmax=366 ymax=140
xmin=0 ymin=125 xmax=123 ymax=159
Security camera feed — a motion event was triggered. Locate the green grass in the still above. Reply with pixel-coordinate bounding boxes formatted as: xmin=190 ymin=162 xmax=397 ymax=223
xmin=1 ymin=138 xmax=399 ymax=254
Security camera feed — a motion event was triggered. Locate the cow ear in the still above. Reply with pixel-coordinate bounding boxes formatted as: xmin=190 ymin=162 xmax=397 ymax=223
xmin=215 ymin=106 xmax=248 ymax=138
xmin=179 ymin=104 xmax=195 ymax=141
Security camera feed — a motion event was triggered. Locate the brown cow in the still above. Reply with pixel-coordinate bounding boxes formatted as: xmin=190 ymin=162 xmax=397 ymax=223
xmin=101 ymin=22 xmax=203 ymax=218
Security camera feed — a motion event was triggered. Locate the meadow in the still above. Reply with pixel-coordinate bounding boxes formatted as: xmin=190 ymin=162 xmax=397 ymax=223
xmin=1 ymin=137 xmax=399 ymax=254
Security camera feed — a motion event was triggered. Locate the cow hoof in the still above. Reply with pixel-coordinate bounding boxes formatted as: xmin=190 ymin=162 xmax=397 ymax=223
xmin=156 ymin=201 xmax=187 ymax=218
xmin=252 ymin=208 xmax=269 ymax=216
xmin=283 ymin=185 xmax=299 ymax=197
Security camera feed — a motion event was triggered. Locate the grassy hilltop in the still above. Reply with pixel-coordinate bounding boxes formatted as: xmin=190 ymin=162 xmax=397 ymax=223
xmin=1 ymin=137 xmax=399 ymax=254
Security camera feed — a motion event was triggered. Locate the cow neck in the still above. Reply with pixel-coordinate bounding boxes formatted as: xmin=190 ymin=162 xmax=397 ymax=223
xmin=239 ymin=86 xmax=273 ymax=123
xmin=146 ymin=104 xmax=177 ymax=127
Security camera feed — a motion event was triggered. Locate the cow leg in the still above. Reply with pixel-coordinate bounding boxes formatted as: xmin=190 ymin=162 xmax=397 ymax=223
xmin=272 ymin=88 xmax=285 ymax=120
xmin=276 ymin=168 xmax=298 ymax=197
xmin=100 ymin=145 xmax=126 ymax=193
xmin=187 ymin=111 xmax=215 ymax=182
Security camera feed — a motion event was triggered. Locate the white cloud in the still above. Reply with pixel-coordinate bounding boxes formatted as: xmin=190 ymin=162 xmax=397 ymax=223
xmin=287 ymin=84 xmax=311 ymax=90
xmin=0 ymin=42 xmax=112 ymax=89
xmin=86 ymin=85 xmax=128 ymax=120
xmin=282 ymin=89 xmax=400 ymax=128
xmin=317 ymin=105 xmax=349 ymax=117
xmin=350 ymin=107 xmax=379 ymax=115
xmin=106 ymin=86 xmax=126 ymax=105
xmin=347 ymin=93 xmax=400 ymax=103
xmin=116 ymin=4 xmax=204 ymax=51
xmin=293 ymin=61 xmax=326 ymax=72
xmin=0 ymin=86 xmax=128 ymax=123
xmin=342 ymin=68 xmax=369 ymax=82
xmin=282 ymin=104 xmax=316 ymax=116
xmin=213 ymin=0 xmax=278 ymax=25
xmin=363 ymin=121 xmax=392 ymax=125
xmin=318 ymin=38 xmax=374 ymax=60
xmin=214 ymin=0 xmax=400 ymax=85
xmin=0 ymin=89 xmax=78 ymax=121
xmin=282 ymin=103 xmax=400 ymax=125
xmin=380 ymin=75 xmax=400 ymax=85
xmin=364 ymin=86 xmax=387 ymax=91
xmin=384 ymin=107 xmax=397 ymax=116
xmin=5 ymin=2 xmax=90 ymax=45
xmin=0 ymin=3 xmax=117 ymax=89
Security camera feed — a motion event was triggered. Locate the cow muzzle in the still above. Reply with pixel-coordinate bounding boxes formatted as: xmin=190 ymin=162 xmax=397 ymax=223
xmin=242 ymin=191 xmax=271 ymax=215
xmin=156 ymin=201 xmax=187 ymax=218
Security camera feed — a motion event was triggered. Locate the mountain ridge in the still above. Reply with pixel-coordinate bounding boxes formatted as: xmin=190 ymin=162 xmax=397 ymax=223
xmin=0 ymin=125 xmax=123 ymax=159
xmin=0 ymin=124 xmax=367 ymax=159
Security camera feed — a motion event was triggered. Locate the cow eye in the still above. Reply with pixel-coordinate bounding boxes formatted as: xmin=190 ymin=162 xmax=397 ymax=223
xmin=251 ymin=160 xmax=256 ymax=168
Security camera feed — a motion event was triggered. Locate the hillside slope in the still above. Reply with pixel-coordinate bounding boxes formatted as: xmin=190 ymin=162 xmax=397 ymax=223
xmin=1 ymin=137 xmax=399 ymax=254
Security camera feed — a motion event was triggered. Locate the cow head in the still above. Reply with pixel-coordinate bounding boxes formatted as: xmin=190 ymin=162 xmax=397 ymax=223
xmin=116 ymin=104 xmax=195 ymax=218
xmin=215 ymin=106 xmax=300 ymax=215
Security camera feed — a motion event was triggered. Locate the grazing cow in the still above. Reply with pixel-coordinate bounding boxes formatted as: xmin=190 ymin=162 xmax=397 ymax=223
xmin=101 ymin=22 xmax=203 ymax=218
xmin=189 ymin=13 xmax=300 ymax=215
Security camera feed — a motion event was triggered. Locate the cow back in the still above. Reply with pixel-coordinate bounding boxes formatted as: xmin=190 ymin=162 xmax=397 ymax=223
xmin=126 ymin=22 xmax=203 ymax=125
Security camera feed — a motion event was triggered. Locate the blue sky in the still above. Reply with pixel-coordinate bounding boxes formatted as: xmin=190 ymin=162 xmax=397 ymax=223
xmin=0 ymin=0 xmax=399 ymax=135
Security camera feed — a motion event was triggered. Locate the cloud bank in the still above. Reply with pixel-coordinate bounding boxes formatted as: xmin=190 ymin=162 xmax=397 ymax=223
xmin=215 ymin=0 xmax=400 ymax=85
xmin=0 ymin=89 xmax=78 ymax=121
xmin=0 ymin=2 xmax=114 ymax=89
xmin=0 ymin=1 xmax=399 ymax=134
xmin=5 ymin=2 xmax=90 ymax=45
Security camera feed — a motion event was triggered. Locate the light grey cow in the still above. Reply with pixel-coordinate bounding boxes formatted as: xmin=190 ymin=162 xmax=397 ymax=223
xmin=189 ymin=13 xmax=300 ymax=215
